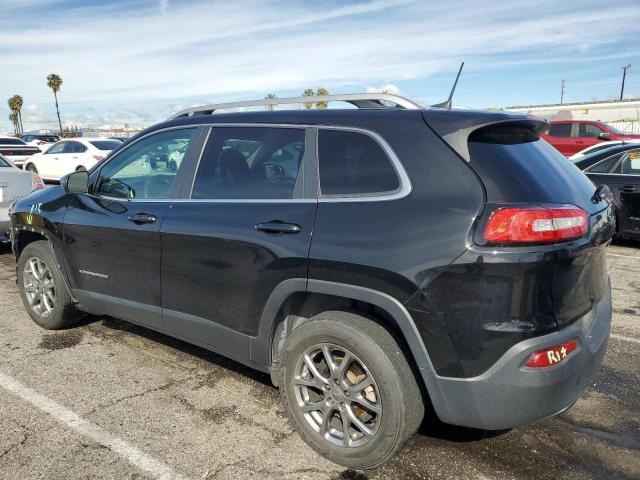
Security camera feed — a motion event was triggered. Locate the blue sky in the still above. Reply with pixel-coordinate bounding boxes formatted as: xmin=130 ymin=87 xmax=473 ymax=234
xmin=1 ymin=0 xmax=639 ymax=132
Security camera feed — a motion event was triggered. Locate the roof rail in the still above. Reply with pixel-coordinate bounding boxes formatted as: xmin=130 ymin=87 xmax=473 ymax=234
xmin=168 ymin=93 xmax=422 ymax=119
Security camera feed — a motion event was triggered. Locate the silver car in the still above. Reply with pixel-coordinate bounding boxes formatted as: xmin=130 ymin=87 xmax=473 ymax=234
xmin=0 ymin=154 xmax=43 ymax=241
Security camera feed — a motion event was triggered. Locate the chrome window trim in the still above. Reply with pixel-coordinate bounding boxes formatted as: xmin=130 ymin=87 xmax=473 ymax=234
xmin=95 ymin=122 xmax=411 ymax=204
xmin=316 ymin=126 xmax=412 ymax=203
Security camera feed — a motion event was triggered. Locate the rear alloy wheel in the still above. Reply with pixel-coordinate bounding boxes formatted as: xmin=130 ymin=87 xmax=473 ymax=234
xmin=278 ymin=311 xmax=424 ymax=469
xmin=294 ymin=343 xmax=382 ymax=448
xmin=26 ymin=163 xmax=38 ymax=173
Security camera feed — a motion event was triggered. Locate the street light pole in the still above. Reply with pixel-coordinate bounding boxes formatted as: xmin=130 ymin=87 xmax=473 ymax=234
xmin=620 ymin=64 xmax=631 ymax=101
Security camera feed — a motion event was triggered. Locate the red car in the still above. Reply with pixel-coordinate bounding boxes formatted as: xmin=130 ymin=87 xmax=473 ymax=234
xmin=541 ymin=120 xmax=640 ymax=157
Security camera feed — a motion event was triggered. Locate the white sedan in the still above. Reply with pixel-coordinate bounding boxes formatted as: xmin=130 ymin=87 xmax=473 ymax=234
xmin=24 ymin=138 xmax=122 ymax=181
xmin=0 ymin=154 xmax=44 ymax=241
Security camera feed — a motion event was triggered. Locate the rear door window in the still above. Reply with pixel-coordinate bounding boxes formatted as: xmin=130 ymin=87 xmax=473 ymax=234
xmin=317 ymin=129 xmax=399 ymax=196
xmin=192 ymin=127 xmax=305 ymax=199
xmin=64 ymin=141 xmax=87 ymax=154
xmin=548 ymin=124 xmax=572 ymax=137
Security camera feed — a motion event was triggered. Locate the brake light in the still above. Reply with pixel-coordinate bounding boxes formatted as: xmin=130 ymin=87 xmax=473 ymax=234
xmin=526 ymin=339 xmax=578 ymax=368
xmin=93 ymin=155 xmax=105 ymax=162
xmin=31 ymin=173 xmax=44 ymax=191
xmin=484 ymin=206 xmax=588 ymax=244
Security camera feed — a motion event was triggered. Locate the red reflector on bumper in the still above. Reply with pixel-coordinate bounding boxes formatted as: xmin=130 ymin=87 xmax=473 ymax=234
xmin=526 ymin=340 xmax=578 ymax=368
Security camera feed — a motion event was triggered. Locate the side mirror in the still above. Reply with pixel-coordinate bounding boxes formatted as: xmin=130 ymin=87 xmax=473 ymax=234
xmin=598 ymin=132 xmax=611 ymax=140
xmin=264 ymin=163 xmax=285 ymax=181
xmin=62 ymin=170 xmax=89 ymax=194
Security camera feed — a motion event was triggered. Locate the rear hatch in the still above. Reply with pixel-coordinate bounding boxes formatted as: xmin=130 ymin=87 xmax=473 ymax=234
xmin=423 ymin=110 xmax=615 ymax=330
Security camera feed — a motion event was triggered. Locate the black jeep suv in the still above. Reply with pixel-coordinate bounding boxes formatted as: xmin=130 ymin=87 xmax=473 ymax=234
xmin=10 ymin=94 xmax=614 ymax=469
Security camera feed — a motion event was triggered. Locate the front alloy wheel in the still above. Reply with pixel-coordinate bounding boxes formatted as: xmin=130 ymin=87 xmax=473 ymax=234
xmin=294 ymin=343 xmax=382 ymax=448
xmin=22 ymin=256 xmax=56 ymax=317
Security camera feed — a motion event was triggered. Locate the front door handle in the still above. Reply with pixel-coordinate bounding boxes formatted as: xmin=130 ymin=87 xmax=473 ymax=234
xmin=255 ymin=221 xmax=301 ymax=234
xmin=621 ymin=186 xmax=637 ymax=193
xmin=128 ymin=213 xmax=157 ymax=224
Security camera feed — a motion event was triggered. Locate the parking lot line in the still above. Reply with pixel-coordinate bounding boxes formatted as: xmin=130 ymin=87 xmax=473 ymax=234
xmin=610 ymin=333 xmax=640 ymax=345
xmin=0 ymin=371 xmax=190 ymax=480
xmin=607 ymin=253 xmax=640 ymax=260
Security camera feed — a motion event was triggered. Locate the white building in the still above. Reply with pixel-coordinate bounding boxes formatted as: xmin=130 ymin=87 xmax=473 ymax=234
xmin=504 ymin=99 xmax=640 ymax=134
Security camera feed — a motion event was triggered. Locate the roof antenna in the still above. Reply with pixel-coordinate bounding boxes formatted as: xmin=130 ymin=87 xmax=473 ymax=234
xmin=432 ymin=61 xmax=464 ymax=110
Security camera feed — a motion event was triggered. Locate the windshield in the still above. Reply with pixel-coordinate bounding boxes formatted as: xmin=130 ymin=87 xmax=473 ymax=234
xmin=0 ymin=155 xmax=11 ymax=167
xmin=0 ymin=138 xmax=26 ymax=146
xmin=90 ymin=140 xmax=122 ymax=151
xmin=605 ymin=123 xmax=627 ymax=135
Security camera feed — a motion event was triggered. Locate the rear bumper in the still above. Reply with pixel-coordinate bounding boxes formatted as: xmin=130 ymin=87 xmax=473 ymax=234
xmin=427 ymin=280 xmax=611 ymax=430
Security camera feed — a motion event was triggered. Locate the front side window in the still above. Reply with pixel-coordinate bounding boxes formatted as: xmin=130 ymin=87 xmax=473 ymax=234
xmin=95 ymin=128 xmax=196 ymax=199
xmin=192 ymin=127 xmax=305 ymax=199
xmin=578 ymin=123 xmax=605 ymax=138
xmin=548 ymin=124 xmax=571 ymax=137
xmin=46 ymin=142 xmax=66 ymax=154
xmin=614 ymin=149 xmax=640 ymax=175
xmin=318 ymin=129 xmax=400 ymax=196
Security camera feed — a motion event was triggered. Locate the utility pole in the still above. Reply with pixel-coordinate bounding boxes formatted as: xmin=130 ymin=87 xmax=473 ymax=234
xmin=560 ymin=79 xmax=565 ymax=105
xmin=620 ymin=65 xmax=631 ymax=101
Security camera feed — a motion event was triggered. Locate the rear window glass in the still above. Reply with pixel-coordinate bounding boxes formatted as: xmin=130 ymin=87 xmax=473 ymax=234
xmin=0 ymin=138 xmax=26 ymax=145
xmin=90 ymin=140 xmax=121 ymax=151
xmin=468 ymin=132 xmax=598 ymax=206
xmin=318 ymin=130 xmax=399 ymax=196
xmin=548 ymin=124 xmax=572 ymax=137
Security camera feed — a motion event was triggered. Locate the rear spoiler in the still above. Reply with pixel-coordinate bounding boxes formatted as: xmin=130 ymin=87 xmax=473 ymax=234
xmin=422 ymin=110 xmax=549 ymax=162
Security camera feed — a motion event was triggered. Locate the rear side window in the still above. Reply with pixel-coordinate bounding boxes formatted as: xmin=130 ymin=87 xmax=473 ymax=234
xmin=318 ymin=130 xmax=399 ymax=196
xmin=64 ymin=141 xmax=87 ymax=154
xmin=548 ymin=124 xmax=571 ymax=137
xmin=192 ymin=127 xmax=305 ymax=199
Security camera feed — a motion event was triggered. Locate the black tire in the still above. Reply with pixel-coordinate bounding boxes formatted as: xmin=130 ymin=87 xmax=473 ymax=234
xmin=17 ymin=240 xmax=80 ymax=330
xmin=277 ymin=311 xmax=424 ymax=469
xmin=76 ymin=166 xmax=86 ymax=172
xmin=26 ymin=163 xmax=38 ymax=173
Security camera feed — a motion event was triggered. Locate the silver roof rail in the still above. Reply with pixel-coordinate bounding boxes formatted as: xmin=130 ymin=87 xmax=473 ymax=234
xmin=168 ymin=93 xmax=422 ymax=119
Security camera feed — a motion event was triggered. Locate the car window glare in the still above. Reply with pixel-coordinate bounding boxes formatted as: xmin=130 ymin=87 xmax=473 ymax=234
xmin=96 ymin=128 xmax=197 ymax=200
xmin=192 ymin=127 xmax=305 ymax=200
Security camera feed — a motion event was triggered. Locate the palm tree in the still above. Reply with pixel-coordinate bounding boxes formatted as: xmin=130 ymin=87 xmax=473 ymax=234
xmin=264 ymin=93 xmax=277 ymax=111
xmin=302 ymin=88 xmax=315 ymax=109
xmin=8 ymin=112 xmax=19 ymax=135
xmin=47 ymin=74 xmax=64 ymax=135
xmin=7 ymin=96 xmax=24 ymax=134
xmin=316 ymin=87 xmax=329 ymax=109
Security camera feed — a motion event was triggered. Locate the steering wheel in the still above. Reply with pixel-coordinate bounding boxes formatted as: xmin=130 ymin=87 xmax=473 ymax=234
xmin=144 ymin=175 xmax=173 ymax=198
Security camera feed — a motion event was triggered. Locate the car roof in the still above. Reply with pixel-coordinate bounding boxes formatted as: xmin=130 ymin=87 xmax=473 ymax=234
xmin=574 ymin=143 xmax=640 ymax=170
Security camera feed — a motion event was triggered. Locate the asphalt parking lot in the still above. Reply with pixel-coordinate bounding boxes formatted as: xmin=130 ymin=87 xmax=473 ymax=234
xmin=0 ymin=242 xmax=638 ymax=480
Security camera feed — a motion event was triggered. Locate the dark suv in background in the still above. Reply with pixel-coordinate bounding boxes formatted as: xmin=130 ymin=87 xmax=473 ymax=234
xmin=9 ymin=94 xmax=614 ymax=469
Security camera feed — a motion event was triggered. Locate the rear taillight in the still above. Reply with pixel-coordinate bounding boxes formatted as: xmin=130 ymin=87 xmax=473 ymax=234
xmin=93 ymin=155 xmax=105 ymax=162
xmin=31 ymin=173 xmax=44 ymax=191
xmin=525 ymin=339 xmax=578 ymax=368
xmin=484 ymin=206 xmax=588 ymax=244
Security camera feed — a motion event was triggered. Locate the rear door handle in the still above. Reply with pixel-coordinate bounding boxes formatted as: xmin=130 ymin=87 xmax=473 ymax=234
xmin=255 ymin=221 xmax=301 ymax=234
xmin=621 ymin=186 xmax=637 ymax=193
xmin=128 ymin=213 xmax=157 ymax=224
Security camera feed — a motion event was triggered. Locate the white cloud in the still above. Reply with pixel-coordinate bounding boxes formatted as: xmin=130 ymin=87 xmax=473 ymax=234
xmin=366 ymin=84 xmax=402 ymax=95
xmin=1 ymin=0 xmax=639 ymax=130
